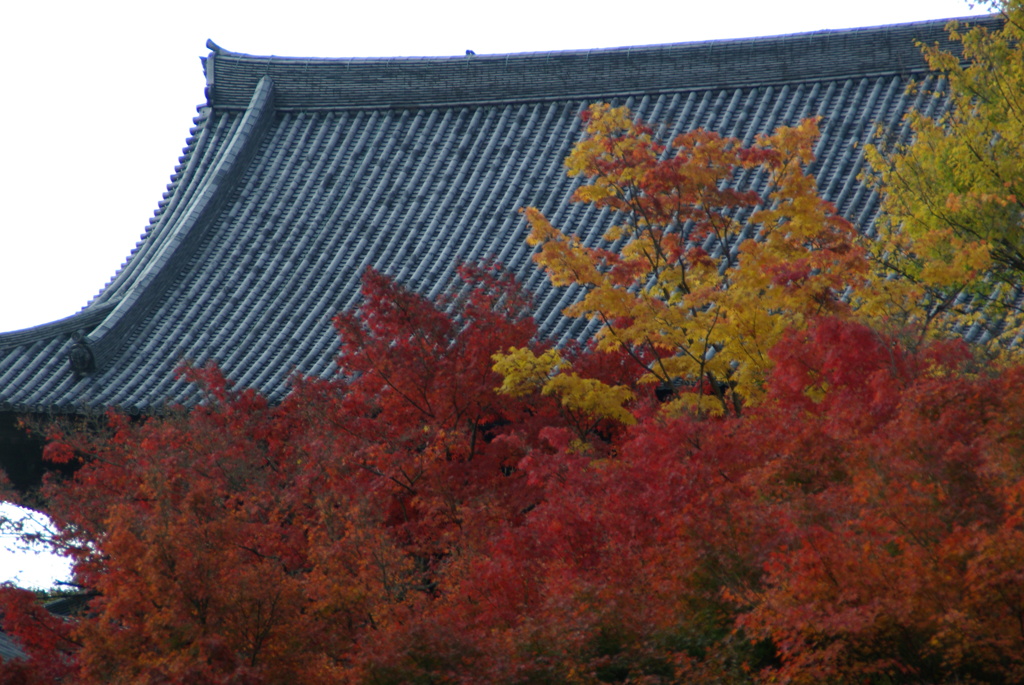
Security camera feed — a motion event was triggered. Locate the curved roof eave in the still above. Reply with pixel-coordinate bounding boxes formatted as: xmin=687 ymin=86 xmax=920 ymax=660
xmin=0 ymin=78 xmax=277 ymax=411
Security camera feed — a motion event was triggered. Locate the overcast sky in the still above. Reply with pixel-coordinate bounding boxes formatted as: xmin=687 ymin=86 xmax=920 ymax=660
xmin=0 ymin=0 xmax=995 ymax=587
xmin=1 ymin=504 xmax=72 ymax=590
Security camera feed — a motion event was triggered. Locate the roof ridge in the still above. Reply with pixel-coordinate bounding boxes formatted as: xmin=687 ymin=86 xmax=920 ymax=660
xmin=201 ymin=15 xmax=1001 ymax=111
xmin=204 ymin=14 xmax=995 ymax=62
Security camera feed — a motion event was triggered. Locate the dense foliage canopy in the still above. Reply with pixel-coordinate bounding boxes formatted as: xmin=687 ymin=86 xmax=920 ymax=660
xmin=3 ymin=3 xmax=1024 ymax=682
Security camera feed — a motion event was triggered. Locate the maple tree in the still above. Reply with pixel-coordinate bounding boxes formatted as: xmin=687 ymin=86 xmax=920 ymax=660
xmin=354 ymin=318 xmax=1024 ymax=683
xmin=863 ymin=0 xmax=1024 ymax=356
xmin=0 ymin=267 xmax=561 ymax=682
xmin=495 ymin=105 xmax=863 ymax=417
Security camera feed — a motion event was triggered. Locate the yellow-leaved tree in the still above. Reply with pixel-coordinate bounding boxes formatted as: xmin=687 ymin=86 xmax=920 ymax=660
xmin=494 ymin=105 xmax=864 ymax=418
xmin=863 ymin=0 xmax=1024 ymax=356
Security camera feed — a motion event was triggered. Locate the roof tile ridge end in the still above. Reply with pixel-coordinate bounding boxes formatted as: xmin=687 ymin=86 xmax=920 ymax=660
xmin=206 ymin=39 xmax=235 ymax=56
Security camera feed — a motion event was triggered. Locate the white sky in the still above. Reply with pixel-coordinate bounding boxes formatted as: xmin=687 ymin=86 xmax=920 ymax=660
xmin=1 ymin=504 xmax=72 ymax=589
xmin=0 ymin=0 xmax=994 ymax=586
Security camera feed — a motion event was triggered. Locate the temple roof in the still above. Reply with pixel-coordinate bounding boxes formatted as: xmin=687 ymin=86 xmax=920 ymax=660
xmin=0 ymin=15 xmax=999 ymax=414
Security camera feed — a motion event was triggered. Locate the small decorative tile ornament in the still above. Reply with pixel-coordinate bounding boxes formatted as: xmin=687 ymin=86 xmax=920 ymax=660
xmin=68 ymin=332 xmax=95 ymax=376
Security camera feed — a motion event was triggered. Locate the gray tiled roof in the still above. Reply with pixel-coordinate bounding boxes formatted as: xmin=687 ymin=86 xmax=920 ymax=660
xmin=0 ymin=16 xmax=1000 ymax=414
xmin=0 ymin=629 xmax=26 ymax=662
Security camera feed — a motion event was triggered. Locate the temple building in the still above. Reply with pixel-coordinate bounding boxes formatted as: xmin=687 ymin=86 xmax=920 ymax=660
xmin=0 ymin=16 xmax=997 ymax=486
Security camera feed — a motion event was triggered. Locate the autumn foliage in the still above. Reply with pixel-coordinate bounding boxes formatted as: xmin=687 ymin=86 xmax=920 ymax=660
xmin=5 ymin=8 xmax=1024 ymax=681
xmin=862 ymin=0 xmax=1024 ymax=355
xmin=10 ymin=276 xmax=1024 ymax=684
